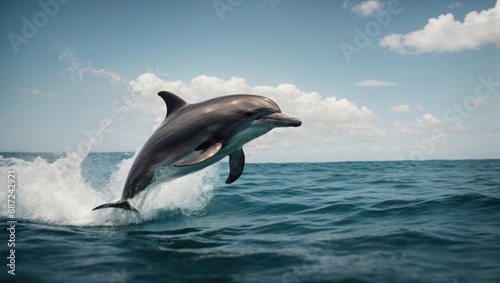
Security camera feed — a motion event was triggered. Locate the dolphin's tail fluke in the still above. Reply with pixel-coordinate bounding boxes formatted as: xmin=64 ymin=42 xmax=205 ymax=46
xmin=92 ymin=200 xmax=139 ymax=213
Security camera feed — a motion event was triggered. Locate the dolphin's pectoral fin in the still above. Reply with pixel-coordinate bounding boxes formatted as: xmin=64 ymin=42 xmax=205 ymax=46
xmin=226 ymin=148 xmax=245 ymax=184
xmin=194 ymin=140 xmax=219 ymax=151
xmin=175 ymin=141 xmax=223 ymax=167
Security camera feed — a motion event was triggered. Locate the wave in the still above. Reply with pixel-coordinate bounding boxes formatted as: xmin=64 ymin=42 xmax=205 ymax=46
xmin=0 ymin=153 xmax=219 ymax=227
xmin=356 ymin=193 xmax=500 ymax=218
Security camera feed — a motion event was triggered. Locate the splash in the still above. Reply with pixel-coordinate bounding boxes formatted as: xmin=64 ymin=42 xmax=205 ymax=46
xmin=0 ymin=154 xmax=218 ymax=226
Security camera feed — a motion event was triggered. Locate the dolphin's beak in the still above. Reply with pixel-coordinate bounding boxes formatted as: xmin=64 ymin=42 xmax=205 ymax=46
xmin=258 ymin=113 xmax=302 ymax=127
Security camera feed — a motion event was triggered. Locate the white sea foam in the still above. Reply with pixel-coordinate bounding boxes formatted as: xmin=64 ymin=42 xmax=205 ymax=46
xmin=0 ymin=153 xmax=218 ymax=226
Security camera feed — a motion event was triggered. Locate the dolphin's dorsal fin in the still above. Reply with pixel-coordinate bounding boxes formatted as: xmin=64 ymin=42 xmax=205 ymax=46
xmin=158 ymin=91 xmax=188 ymax=118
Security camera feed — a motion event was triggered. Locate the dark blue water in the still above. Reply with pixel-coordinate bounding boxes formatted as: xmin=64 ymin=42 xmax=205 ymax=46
xmin=1 ymin=153 xmax=499 ymax=282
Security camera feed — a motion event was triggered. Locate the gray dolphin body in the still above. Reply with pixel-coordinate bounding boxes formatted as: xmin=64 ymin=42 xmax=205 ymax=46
xmin=93 ymin=91 xmax=301 ymax=212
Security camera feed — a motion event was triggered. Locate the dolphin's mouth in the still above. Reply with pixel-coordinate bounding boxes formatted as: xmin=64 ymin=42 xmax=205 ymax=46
xmin=258 ymin=113 xmax=302 ymax=127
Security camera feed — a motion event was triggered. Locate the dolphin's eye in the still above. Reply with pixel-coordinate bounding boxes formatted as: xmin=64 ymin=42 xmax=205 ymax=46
xmin=243 ymin=110 xmax=254 ymax=117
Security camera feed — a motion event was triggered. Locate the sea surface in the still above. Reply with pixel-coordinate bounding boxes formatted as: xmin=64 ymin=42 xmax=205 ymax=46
xmin=0 ymin=152 xmax=499 ymax=283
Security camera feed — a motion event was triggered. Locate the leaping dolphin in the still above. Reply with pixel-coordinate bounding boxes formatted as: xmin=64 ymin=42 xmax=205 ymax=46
xmin=93 ymin=91 xmax=301 ymax=212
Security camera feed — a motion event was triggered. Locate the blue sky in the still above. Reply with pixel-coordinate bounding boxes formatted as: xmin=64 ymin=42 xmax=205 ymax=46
xmin=1 ymin=0 xmax=499 ymax=162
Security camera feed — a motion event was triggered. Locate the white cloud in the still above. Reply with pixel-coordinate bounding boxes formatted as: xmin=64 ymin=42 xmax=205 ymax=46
xmin=415 ymin=113 xmax=443 ymax=129
xmin=394 ymin=127 xmax=414 ymax=137
xmin=465 ymin=97 xmax=489 ymax=107
xmin=414 ymin=104 xmax=424 ymax=112
xmin=393 ymin=120 xmax=416 ymax=137
xmin=351 ymin=0 xmax=384 ymax=17
xmin=390 ymin=104 xmax=424 ymax=112
xmin=390 ymin=104 xmax=411 ymax=112
xmin=21 ymin=88 xmax=44 ymax=96
xmin=393 ymin=113 xmax=445 ymax=137
xmin=448 ymin=1 xmax=464 ymax=10
xmin=21 ymin=88 xmax=57 ymax=99
xmin=128 ymin=74 xmax=387 ymax=145
xmin=355 ymin=80 xmax=397 ymax=87
xmin=380 ymin=0 xmax=500 ymax=54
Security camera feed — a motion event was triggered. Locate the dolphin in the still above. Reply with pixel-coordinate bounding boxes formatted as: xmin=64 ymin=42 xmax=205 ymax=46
xmin=92 ymin=91 xmax=301 ymax=212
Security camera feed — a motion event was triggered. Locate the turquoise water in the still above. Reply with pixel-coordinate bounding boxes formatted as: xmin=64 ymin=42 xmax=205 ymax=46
xmin=1 ymin=153 xmax=499 ymax=282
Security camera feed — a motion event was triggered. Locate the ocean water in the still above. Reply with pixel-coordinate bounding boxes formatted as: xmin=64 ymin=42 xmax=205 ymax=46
xmin=0 ymin=152 xmax=499 ymax=283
